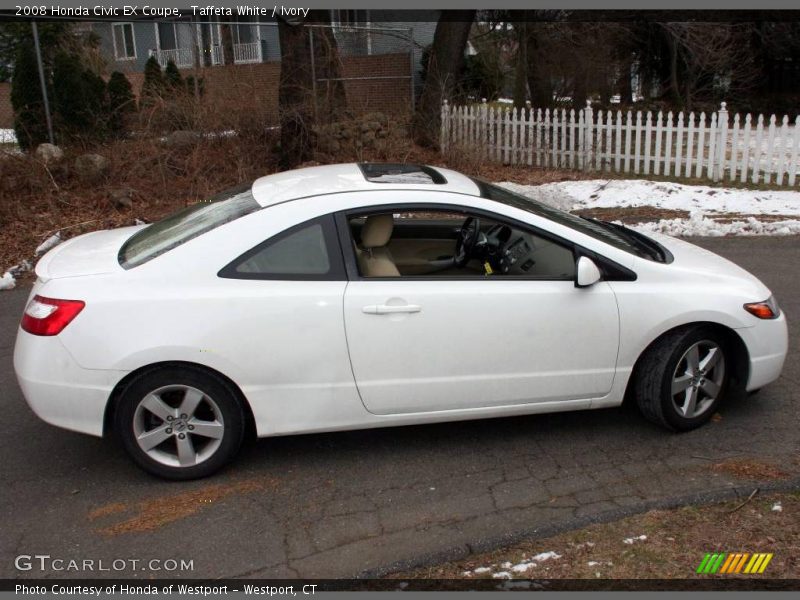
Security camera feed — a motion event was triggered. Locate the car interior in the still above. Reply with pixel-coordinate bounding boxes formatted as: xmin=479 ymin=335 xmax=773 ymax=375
xmin=348 ymin=210 xmax=576 ymax=279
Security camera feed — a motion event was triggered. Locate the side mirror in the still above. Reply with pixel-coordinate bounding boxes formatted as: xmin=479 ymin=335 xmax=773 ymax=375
xmin=575 ymin=256 xmax=602 ymax=288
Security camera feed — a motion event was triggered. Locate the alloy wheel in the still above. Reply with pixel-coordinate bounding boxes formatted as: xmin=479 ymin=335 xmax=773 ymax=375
xmin=132 ymin=385 xmax=225 ymax=467
xmin=670 ymin=340 xmax=726 ymax=419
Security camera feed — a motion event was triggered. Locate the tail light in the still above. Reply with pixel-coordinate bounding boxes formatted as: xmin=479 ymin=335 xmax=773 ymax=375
xmin=21 ymin=295 xmax=85 ymax=336
xmin=744 ymin=295 xmax=780 ymax=320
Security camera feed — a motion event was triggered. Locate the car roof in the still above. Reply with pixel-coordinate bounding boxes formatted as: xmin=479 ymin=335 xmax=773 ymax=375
xmin=250 ymin=163 xmax=481 ymax=208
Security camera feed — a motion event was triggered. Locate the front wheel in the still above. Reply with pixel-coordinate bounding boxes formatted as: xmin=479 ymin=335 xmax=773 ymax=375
xmin=115 ymin=366 xmax=246 ymax=480
xmin=634 ymin=327 xmax=730 ymax=431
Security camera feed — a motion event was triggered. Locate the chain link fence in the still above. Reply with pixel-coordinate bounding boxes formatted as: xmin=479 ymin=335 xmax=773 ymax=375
xmin=307 ymin=24 xmax=415 ymax=119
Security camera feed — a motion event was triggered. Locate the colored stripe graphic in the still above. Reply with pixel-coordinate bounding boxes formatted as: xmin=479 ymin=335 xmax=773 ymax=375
xmin=745 ymin=554 xmax=763 ymax=573
xmin=698 ymin=553 xmax=727 ymax=574
xmin=757 ymin=554 xmax=773 ymax=573
xmin=702 ymin=554 xmax=718 ymax=574
xmin=696 ymin=554 xmax=712 ymax=574
xmin=734 ymin=553 xmax=750 ymax=573
xmin=713 ymin=553 xmax=727 ymax=573
xmin=719 ymin=554 xmax=736 ymax=573
xmin=699 ymin=553 xmax=773 ymax=575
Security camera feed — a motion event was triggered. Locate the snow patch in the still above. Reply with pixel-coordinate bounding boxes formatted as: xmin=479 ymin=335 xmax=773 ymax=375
xmin=7 ymin=260 xmax=32 ymax=277
xmin=473 ymin=567 xmax=492 ymax=574
xmin=35 ymin=232 xmax=62 ymax=257
xmin=500 ymin=179 xmax=800 ymax=216
xmin=0 ymin=271 xmax=15 ymax=291
xmin=530 ymin=551 xmax=562 ymax=562
xmin=0 ymin=260 xmax=33 ymax=292
xmin=0 ymin=129 xmax=17 ymax=144
xmin=630 ymin=215 xmax=800 ymax=237
xmin=623 ymin=535 xmax=648 ymax=544
xmin=494 ymin=179 xmax=800 ymax=238
xmin=491 ymin=571 xmax=511 ymax=579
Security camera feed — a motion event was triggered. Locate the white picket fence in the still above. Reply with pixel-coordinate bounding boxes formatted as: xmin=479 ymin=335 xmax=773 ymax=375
xmin=440 ymin=100 xmax=800 ymax=187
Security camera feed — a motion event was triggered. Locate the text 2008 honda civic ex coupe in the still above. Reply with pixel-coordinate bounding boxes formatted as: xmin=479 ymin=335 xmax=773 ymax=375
xmin=14 ymin=163 xmax=788 ymax=479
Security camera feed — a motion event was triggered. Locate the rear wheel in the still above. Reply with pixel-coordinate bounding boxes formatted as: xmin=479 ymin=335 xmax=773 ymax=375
xmin=115 ymin=367 xmax=245 ymax=480
xmin=634 ymin=326 xmax=729 ymax=431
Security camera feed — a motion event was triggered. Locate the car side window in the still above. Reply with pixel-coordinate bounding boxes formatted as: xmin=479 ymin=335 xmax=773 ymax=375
xmin=343 ymin=207 xmax=575 ymax=280
xmin=219 ymin=215 xmax=345 ymax=280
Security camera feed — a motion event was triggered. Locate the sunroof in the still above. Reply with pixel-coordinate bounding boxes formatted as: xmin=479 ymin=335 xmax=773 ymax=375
xmin=358 ymin=163 xmax=447 ymax=184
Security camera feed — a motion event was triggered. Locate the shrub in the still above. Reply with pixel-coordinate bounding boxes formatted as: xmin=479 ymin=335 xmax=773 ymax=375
xmin=140 ymin=56 xmax=164 ymax=105
xmin=51 ymin=51 xmax=86 ymax=134
xmin=107 ymin=71 xmax=135 ymax=136
xmin=51 ymin=51 xmax=108 ymax=143
xmin=10 ymin=39 xmax=50 ymax=150
xmin=164 ymin=60 xmax=182 ymax=89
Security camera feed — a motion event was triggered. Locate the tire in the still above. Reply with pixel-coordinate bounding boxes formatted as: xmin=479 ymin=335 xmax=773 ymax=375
xmin=634 ymin=326 xmax=730 ymax=431
xmin=115 ymin=366 xmax=246 ymax=480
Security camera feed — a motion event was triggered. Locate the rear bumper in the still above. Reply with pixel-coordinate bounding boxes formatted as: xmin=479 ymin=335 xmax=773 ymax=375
xmin=737 ymin=313 xmax=789 ymax=392
xmin=13 ymin=329 xmax=127 ymax=437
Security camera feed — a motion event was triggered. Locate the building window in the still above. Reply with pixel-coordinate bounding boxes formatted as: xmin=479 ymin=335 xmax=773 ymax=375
xmin=112 ymin=23 xmax=136 ymax=60
xmin=157 ymin=22 xmax=179 ymax=51
xmin=234 ymin=17 xmax=259 ymax=45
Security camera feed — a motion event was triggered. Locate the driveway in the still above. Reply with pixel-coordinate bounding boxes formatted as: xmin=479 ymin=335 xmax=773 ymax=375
xmin=1 ymin=237 xmax=798 ymax=579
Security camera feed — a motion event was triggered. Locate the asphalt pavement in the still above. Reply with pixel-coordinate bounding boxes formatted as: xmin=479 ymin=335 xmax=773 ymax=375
xmin=1 ymin=236 xmax=798 ymax=579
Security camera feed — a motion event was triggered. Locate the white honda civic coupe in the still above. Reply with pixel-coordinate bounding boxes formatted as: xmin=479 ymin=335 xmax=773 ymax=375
xmin=14 ymin=163 xmax=788 ymax=479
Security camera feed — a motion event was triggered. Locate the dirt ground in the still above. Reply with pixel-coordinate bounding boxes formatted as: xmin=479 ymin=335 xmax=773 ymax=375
xmin=390 ymin=490 xmax=800 ymax=580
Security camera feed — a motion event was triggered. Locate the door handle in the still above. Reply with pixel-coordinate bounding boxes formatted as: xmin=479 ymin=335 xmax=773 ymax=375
xmin=362 ymin=304 xmax=422 ymax=315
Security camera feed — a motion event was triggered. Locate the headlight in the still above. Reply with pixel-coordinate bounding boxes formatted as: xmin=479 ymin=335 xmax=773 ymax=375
xmin=743 ymin=295 xmax=780 ymax=320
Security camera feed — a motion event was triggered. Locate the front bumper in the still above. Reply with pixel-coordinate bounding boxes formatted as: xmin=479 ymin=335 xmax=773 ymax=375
xmin=13 ymin=329 xmax=127 ymax=437
xmin=737 ymin=312 xmax=789 ymax=392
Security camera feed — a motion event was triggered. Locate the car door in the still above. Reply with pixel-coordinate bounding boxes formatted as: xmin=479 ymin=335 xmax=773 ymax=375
xmin=340 ymin=207 xmax=621 ymax=416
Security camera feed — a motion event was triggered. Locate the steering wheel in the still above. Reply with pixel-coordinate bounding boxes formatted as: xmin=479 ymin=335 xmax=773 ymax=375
xmin=454 ymin=216 xmax=481 ymax=267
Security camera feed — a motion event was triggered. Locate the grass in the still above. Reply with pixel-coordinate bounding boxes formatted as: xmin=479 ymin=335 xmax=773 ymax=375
xmin=390 ymin=491 xmax=800 ymax=580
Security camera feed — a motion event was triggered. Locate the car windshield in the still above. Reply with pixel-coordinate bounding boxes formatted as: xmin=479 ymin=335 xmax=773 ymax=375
xmin=472 ymin=179 xmax=666 ymax=262
xmin=119 ymin=181 xmax=260 ymax=269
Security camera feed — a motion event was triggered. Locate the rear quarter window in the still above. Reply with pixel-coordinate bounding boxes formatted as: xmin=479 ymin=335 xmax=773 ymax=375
xmin=218 ymin=215 xmax=346 ymax=281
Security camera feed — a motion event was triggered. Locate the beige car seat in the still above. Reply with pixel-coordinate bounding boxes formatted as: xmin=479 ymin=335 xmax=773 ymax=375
xmin=356 ymin=214 xmax=400 ymax=277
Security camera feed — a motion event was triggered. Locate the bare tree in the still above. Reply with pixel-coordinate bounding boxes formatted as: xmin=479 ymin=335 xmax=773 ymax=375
xmin=220 ymin=24 xmax=234 ymax=66
xmin=412 ymin=11 xmax=476 ymax=148
xmin=521 ymin=19 xmax=633 ymax=108
xmin=277 ymin=11 xmax=347 ymax=168
xmin=659 ymin=22 xmax=761 ymax=109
